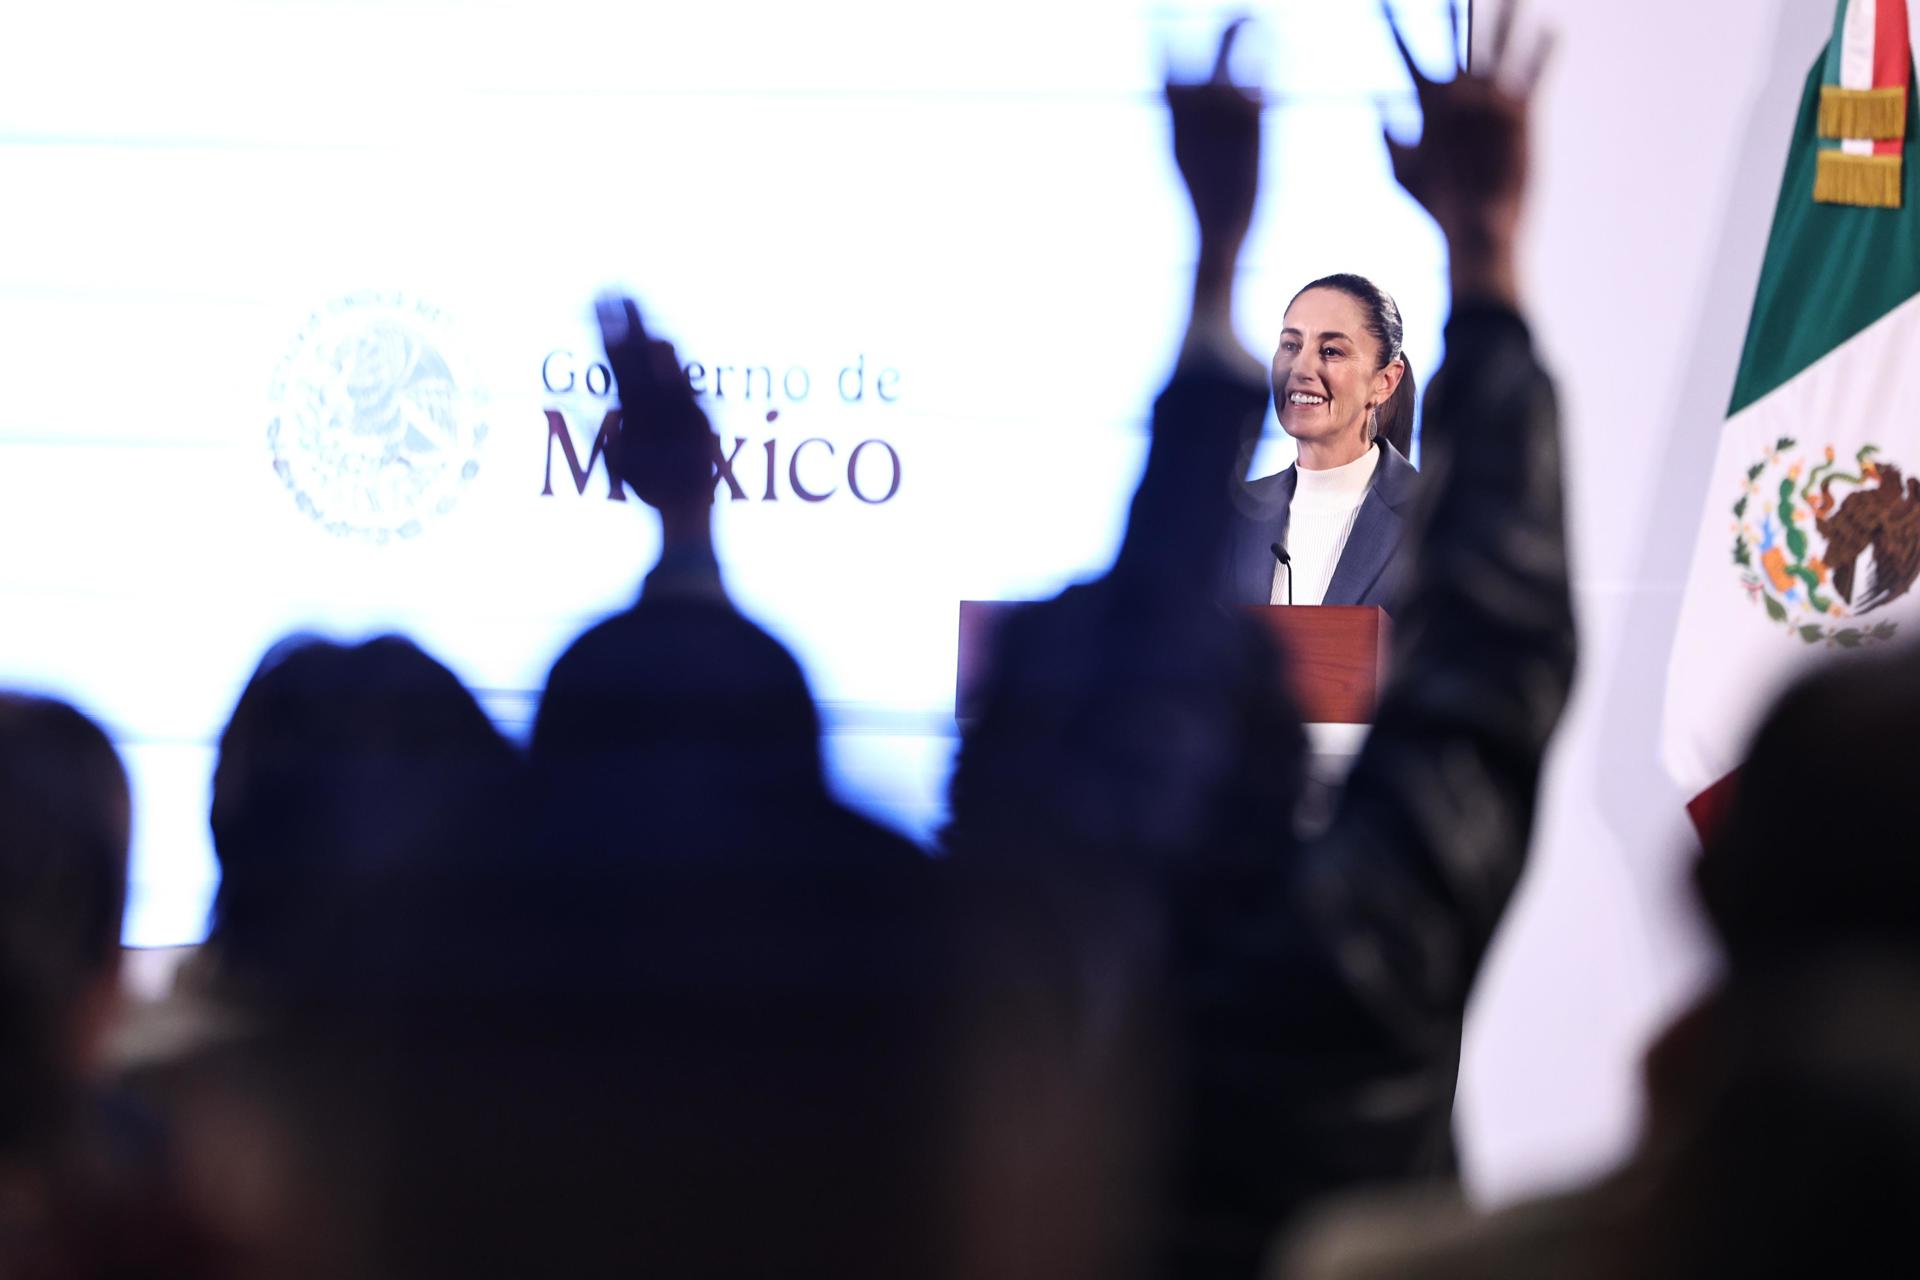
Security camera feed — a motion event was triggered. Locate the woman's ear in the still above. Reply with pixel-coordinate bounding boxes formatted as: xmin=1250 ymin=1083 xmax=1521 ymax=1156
xmin=1372 ymin=358 xmax=1407 ymax=408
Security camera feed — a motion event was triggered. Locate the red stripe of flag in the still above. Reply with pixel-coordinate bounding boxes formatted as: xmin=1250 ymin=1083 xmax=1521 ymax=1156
xmin=1874 ymin=0 xmax=1910 ymax=87
xmin=1686 ymin=768 xmax=1741 ymax=847
xmin=1874 ymin=0 xmax=1910 ymax=156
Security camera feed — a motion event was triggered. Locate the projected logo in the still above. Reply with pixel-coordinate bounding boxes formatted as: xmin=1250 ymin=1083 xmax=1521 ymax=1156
xmin=268 ymin=293 xmax=489 ymax=541
xmin=539 ymin=348 xmax=904 ymax=505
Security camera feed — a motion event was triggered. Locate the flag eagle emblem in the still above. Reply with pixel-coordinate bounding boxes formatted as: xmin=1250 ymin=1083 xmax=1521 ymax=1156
xmin=1732 ymin=438 xmax=1919 ymax=645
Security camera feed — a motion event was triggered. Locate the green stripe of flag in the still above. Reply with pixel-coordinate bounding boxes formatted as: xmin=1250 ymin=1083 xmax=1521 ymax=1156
xmin=1820 ymin=1 xmax=1849 ymax=156
xmin=1728 ymin=52 xmax=1920 ymax=418
xmin=1822 ymin=0 xmax=1851 ymax=89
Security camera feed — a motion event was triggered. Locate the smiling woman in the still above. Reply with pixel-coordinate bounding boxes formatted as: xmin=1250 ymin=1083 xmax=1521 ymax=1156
xmin=1226 ymin=273 xmax=1423 ymax=610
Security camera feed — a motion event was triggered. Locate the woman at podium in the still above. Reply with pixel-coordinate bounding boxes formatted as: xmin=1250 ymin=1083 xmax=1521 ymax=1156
xmin=1225 ymin=273 xmax=1422 ymax=608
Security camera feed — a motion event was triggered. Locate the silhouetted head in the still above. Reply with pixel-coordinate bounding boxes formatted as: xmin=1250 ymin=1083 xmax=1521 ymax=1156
xmin=209 ymin=634 xmax=517 ymax=1001
xmin=1274 ymin=274 xmax=1417 ymax=462
xmin=1698 ymin=645 xmax=1920 ymax=971
xmin=945 ymin=583 xmax=1306 ymax=876
xmin=0 ymin=693 xmax=129 ymax=1151
xmin=941 ymin=582 xmax=1307 ymax=1280
xmin=531 ymin=597 xmax=829 ymax=859
xmin=1625 ymin=952 xmax=1920 ymax=1278
xmin=522 ymin=592 xmax=932 ymax=1024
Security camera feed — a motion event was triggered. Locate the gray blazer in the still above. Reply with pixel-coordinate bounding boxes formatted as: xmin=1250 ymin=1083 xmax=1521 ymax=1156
xmin=1226 ymin=439 xmax=1421 ymax=609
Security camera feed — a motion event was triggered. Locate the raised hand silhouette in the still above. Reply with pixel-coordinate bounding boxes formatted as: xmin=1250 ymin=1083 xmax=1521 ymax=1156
xmin=1382 ymin=0 xmax=1552 ymax=305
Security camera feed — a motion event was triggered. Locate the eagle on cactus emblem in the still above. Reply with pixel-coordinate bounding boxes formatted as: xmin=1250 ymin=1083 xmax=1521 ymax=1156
xmin=1732 ymin=438 xmax=1920 ymax=647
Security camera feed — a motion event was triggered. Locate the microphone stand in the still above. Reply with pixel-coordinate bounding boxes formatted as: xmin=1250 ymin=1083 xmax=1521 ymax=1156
xmin=1269 ymin=542 xmax=1293 ymax=606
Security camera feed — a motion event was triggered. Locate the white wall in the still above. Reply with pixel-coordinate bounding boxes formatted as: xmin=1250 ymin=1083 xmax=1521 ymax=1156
xmin=1454 ymin=0 xmax=1841 ymax=1201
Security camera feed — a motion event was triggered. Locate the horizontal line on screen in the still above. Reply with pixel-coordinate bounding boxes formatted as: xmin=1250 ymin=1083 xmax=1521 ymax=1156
xmin=0 ymin=88 xmax=1417 ymax=152
xmin=469 ymin=86 xmax=1420 ymax=104
xmin=0 ymin=412 xmax=1168 ymax=450
xmin=0 ymin=438 xmax=252 ymax=451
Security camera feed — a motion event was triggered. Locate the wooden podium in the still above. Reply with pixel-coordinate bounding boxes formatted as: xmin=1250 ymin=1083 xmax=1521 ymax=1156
xmin=956 ymin=602 xmax=1390 ymax=725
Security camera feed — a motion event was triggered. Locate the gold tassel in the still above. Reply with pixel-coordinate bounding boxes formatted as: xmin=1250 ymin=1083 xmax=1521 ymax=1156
xmin=1814 ymin=150 xmax=1904 ymax=207
xmin=1818 ymin=86 xmax=1908 ymax=140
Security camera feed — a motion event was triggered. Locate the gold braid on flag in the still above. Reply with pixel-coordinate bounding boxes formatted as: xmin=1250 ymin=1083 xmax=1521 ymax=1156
xmin=1814 ymin=0 xmax=1911 ymax=208
xmin=1815 ymin=151 xmax=1903 ymax=206
xmin=1819 ymin=85 xmax=1908 ymax=140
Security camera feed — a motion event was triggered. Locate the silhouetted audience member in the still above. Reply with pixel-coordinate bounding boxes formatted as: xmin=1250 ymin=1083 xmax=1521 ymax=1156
xmin=366 ymin=295 xmax=963 ymax=1280
xmin=1279 ymin=617 xmax=1920 ymax=1280
xmin=1279 ymin=954 xmax=1920 ymax=1280
xmin=946 ymin=15 xmax=1573 ymax=1279
xmin=1621 ymin=952 xmax=1920 ymax=1279
xmin=1630 ymin=647 xmax=1920 ymax=1280
xmin=531 ymin=299 xmax=921 ymax=864
xmin=524 ymin=293 xmax=942 ymax=1015
xmin=533 ymin=595 xmax=869 ymax=864
xmin=0 ymin=694 xmax=129 ymax=1162
xmin=205 ymin=633 xmax=521 ymax=1008
xmin=1695 ymin=644 xmax=1920 ymax=970
xmin=91 ymin=635 xmax=530 ymax=1275
xmin=0 ymin=693 xmax=222 ymax=1278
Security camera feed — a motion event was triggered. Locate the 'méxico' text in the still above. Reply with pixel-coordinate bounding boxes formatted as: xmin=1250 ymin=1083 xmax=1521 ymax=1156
xmin=539 ymin=349 xmax=903 ymax=505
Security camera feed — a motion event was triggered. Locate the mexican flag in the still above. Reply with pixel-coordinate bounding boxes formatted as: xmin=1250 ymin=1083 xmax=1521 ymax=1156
xmin=1663 ymin=0 xmax=1920 ymax=831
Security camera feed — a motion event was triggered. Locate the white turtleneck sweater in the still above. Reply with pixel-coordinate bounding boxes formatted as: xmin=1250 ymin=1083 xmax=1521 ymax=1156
xmin=1270 ymin=444 xmax=1379 ymax=606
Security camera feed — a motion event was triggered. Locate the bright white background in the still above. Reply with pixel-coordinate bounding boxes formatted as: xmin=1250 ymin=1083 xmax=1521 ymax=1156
xmin=0 ymin=0 xmax=1461 ymax=942
xmin=0 ymin=0 xmax=1831 ymax=1208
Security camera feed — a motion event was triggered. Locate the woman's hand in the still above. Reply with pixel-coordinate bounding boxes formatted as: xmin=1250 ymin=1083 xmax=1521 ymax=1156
xmin=1382 ymin=1 xmax=1551 ymax=306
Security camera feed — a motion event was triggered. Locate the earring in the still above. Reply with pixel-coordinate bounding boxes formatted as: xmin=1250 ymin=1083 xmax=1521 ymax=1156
xmin=1367 ymin=405 xmax=1380 ymax=439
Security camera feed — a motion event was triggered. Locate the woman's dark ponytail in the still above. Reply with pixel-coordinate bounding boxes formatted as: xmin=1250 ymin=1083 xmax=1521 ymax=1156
xmin=1374 ymin=356 xmax=1416 ymax=457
